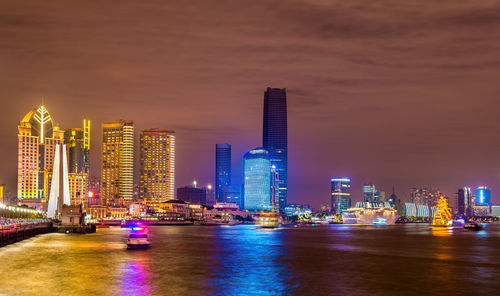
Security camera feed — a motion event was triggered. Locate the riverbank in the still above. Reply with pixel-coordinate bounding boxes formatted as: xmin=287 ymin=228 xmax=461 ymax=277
xmin=0 ymin=220 xmax=53 ymax=247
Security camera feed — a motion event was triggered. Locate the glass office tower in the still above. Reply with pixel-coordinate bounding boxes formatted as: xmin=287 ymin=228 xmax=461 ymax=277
xmin=475 ymin=186 xmax=491 ymax=206
xmin=263 ymin=87 xmax=287 ymax=211
xmin=244 ymin=148 xmax=272 ymax=211
xmin=331 ymin=178 xmax=351 ymax=214
xmin=215 ymin=144 xmax=231 ymax=203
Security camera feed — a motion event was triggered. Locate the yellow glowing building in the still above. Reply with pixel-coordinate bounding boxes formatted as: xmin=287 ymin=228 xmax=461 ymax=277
xmin=17 ymin=105 xmax=64 ymax=210
xmin=0 ymin=184 xmax=5 ymax=204
xmin=139 ymin=129 xmax=175 ymax=203
xmin=101 ymin=120 xmax=134 ymax=206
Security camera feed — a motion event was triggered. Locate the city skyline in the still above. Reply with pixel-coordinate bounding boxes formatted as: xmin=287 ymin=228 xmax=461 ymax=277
xmin=3 ymin=102 xmax=500 ymax=208
xmin=2 ymin=1 xmax=500 ymax=207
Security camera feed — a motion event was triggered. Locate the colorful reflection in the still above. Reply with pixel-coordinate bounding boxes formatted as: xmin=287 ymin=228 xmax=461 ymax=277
xmin=118 ymin=255 xmax=152 ymax=296
xmin=206 ymin=226 xmax=294 ymax=295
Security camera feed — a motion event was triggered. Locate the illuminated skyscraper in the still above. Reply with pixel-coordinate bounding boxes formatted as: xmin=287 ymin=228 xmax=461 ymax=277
xmin=244 ymin=148 xmax=272 ymax=211
xmin=331 ymin=178 xmax=351 ymax=214
xmin=101 ymin=120 xmax=134 ymax=206
xmin=0 ymin=184 xmax=5 ymax=204
xmin=64 ymin=119 xmax=90 ymax=175
xmin=64 ymin=120 xmax=90 ymax=208
xmin=17 ymin=105 xmax=64 ymax=210
xmin=263 ymin=87 xmax=287 ymax=210
xmin=215 ymin=144 xmax=231 ymax=203
xmin=139 ymin=129 xmax=175 ymax=203
xmin=475 ymin=186 xmax=491 ymax=206
xmin=458 ymin=187 xmax=473 ymax=217
xmin=271 ymin=165 xmax=280 ymax=210
xmin=363 ymin=184 xmax=377 ymax=203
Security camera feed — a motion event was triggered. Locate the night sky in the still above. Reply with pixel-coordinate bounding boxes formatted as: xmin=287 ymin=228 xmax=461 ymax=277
xmin=2 ymin=1 xmax=500 ymax=207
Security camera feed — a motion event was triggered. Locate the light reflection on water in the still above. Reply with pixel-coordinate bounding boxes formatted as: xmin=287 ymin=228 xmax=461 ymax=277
xmin=0 ymin=224 xmax=500 ymax=295
xmin=118 ymin=253 xmax=153 ymax=296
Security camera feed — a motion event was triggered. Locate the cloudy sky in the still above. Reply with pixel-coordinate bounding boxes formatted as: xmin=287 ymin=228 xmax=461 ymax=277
xmin=2 ymin=0 xmax=500 ymax=206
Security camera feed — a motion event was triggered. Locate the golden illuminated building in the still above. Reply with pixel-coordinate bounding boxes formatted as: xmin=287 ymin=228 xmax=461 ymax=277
xmin=101 ymin=120 xmax=134 ymax=206
xmin=17 ymin=105 xmax=64 ymax=210
xmin=140 ymin=129 xmax=175 ymax=203
xmin=46 ymin=171 xmax=88 ymax=208
xmin=0 ymin=184 xmax=5 ymax=203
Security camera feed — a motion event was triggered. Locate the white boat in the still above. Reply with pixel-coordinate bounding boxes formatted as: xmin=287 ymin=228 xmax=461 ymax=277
xmin=127 ymin=225 xmax=151 ymax=249
xmin=342 ymin=207 xmax=398 ymax=225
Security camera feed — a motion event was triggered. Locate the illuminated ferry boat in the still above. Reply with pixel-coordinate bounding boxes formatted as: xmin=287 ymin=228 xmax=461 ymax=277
xmin=127 ymin=225 xmax=151 ymax=249
xmin=255 ymin=211 xmax=282 ymax=228
xmin=342 ymin=207 xmax=398 ymax=225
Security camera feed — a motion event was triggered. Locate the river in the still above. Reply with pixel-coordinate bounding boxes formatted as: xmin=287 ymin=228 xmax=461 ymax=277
xmin=1 ymin=224 xmax=499 ymax=295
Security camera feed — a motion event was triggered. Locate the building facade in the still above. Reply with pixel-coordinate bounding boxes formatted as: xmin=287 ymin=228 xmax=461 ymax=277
xmin=475 ymin=186 xmax=491 ymax=206
xmin=223 ymin=184 xmax=244 ymax=209
xmin=215 ymin=144 xmax=231 ymax=203
xmin=101 ymin=120 xmax=134 ymax=206
xmin=457 ymin=187 xmax=473 ymax=217
xmin=363 ymin=184 xmax=377 ymax=203
xmin=244 ymin=148 xmax=272 ymax=211
xmin=139 ymin=129 xmax=175 ymax=203
xmin=176 ymin=186 xmax=207 ymax=205
xmin=17 ymin=105 xmax=64 ymax=210
xmin=263 ymin=87 xmax=287 ymax=211
xmin=64 ymin=119 xmax=90 ymax=175
xmin=331 ymin=178 xmax=351 ymax=215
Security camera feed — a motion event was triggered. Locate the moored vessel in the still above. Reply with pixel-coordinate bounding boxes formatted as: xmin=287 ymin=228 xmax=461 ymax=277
xmin=342 ymin=207 xmax=398 ymax=225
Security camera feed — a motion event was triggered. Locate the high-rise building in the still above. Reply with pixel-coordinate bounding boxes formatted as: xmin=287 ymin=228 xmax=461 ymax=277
xmin=64 ymin=119 xmax=90 ymax=175
xmin=224 ymin=184 xmax=244 ymax=209
xmin=64 ymin=119 xmax=91 ymax=209
xmin=244 ymin=148 xmax=272 ymax=211
xmin=458 ymin=187 xmax=473 ymax=217
xmin=215 ymin=144 xmax=231 ymax=203
xmin=410 ymin=187 xmax=441 ymax=207
xmin=271 ymin=165 xmax=280 ymax=210
xmin=363 ymin=184 xmax=377 ymax=202
xmin=331 ymin=178 xmax=351 ymax=215
xmin=0 ymin=184 xmax=5 ymax=204
xmin=139 ymin=129 xmax=175 ymax=203
xmin=177 ymin=186 xmax=207 ymax=205
xmin=17 ymin=105 xmax=64 ymax=210
xmin=263 ymin=87 xmax=287 ymax=211
xmin=475 ymin=186 xmax=491 ymax=206
xmin=101 ymin=120 xmax=134 ymax=206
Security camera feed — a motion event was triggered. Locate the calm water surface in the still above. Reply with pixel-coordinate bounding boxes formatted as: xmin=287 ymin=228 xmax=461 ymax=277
xmin=1 ymin=224 xmax=500 ymax=295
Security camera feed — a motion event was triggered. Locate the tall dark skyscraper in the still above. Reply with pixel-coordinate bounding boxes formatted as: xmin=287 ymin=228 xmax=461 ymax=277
xmin=458 ymin=187 xmax=472 ymax=217
xmin=215 ymin=144 xmax=231 ymax=203
xmin=263 ymin=87 xmax=287 ymax=210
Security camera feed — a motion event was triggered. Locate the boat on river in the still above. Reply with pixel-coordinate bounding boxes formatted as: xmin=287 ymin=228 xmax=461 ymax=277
xmin=126 ymin=224 xmax=151 ymax=249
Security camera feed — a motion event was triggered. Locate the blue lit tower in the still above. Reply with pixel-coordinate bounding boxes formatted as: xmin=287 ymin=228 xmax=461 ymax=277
xmin=331 ymin=178 xmax=351 ymax=214
xmin=475 ymin=186 xmax=491 ymax=206
xmin=215 ymin=144 xmax=231 ymax=203
xmin=263 ymin=87 xmax=287 ymax=211
xmin=244 ymin=148 xmax=272 ymax=210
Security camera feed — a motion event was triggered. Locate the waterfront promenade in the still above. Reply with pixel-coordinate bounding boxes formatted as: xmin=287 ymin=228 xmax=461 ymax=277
xmin=0 ymin=219 xmax=52 ymax=247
